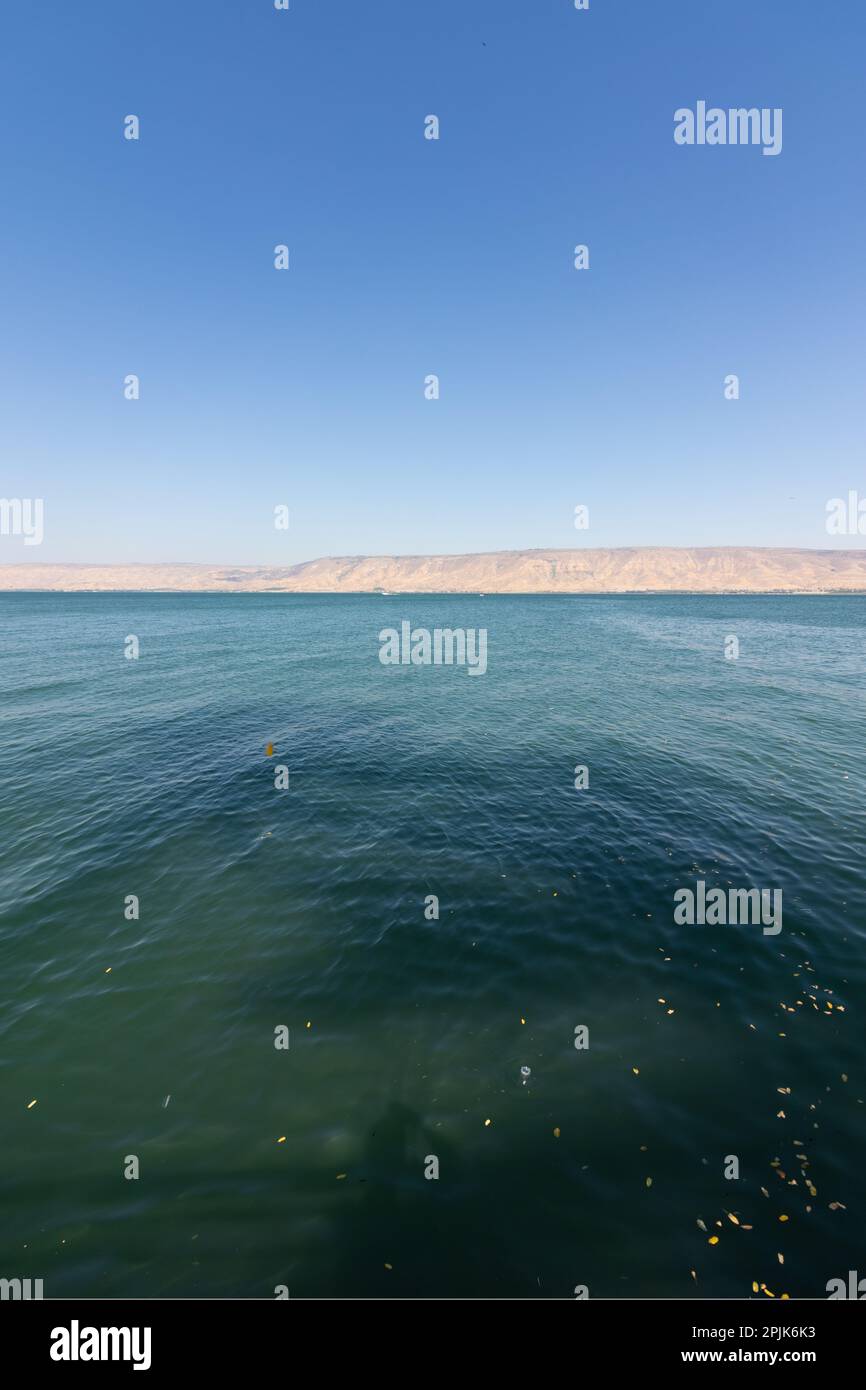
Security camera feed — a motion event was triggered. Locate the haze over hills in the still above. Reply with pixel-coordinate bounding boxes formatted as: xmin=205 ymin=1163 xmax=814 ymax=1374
xmin=2 ymin=548 xmax=866 ymax=593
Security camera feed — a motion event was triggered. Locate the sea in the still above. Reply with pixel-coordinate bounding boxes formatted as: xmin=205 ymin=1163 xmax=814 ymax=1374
xmin=1 ymin=592 xmax=863 ymax=1298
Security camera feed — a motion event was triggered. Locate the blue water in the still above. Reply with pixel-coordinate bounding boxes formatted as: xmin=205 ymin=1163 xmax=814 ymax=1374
xmin=1 ymin=593 xmax=864 ymax=1298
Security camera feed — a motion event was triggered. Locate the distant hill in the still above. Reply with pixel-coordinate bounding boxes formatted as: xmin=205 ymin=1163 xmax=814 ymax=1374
xmin=2 ymin=548 xmax=866 ymax=593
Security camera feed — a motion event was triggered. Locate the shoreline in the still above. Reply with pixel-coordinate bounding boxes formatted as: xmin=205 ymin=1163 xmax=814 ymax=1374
xmin=3 ymin=588 xmax=866 ymax=598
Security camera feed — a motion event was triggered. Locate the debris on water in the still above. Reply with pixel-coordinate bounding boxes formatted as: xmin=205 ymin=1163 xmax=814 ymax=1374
xmin=484 ymin=1118 xmax=492 ymax=1127
xmin=708 ymin=1236 xmax=719 ymax=1246
xmin=520 ymin=1066 xmax=531 ymax=1085
xmin=336 ymin=1173 xmax=347 ymax=1180
xmin=266 ymin=743 xmax=274 ymax=756
xmin=26 ymin=1099 xmax=37 ymax=1109
xmin=553 ymin=1127 xmax=561 ymax=1138
xmin=277 ymin=1136 xmax=286 ymax=1143
xmin=163 ymin=1095 xmax=171 ymax=1108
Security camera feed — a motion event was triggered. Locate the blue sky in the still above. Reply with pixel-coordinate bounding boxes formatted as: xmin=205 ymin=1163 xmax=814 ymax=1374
xmin=1 ymin=0 xmax=863 ymax=563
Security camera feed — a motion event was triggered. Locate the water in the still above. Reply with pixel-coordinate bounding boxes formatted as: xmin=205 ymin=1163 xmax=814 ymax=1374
xmin=1 ymin=592 xmax=864 ymax=1299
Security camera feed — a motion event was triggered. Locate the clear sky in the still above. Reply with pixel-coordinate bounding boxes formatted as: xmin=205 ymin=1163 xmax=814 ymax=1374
xmin=1 ymin=0 xmax=863 ymax=563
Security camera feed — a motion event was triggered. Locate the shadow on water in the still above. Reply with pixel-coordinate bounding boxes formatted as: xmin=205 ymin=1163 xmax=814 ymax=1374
xmin=324 ymin=1099 xmax=473 ymax=1298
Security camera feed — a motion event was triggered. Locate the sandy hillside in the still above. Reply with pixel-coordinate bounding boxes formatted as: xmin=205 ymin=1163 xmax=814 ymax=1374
xmin=2 ymin=548 xmax=866 ymax=593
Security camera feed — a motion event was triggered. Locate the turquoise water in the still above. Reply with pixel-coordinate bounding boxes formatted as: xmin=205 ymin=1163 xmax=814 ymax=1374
xmin=1 ymin=592 xmax=864 ymax=1299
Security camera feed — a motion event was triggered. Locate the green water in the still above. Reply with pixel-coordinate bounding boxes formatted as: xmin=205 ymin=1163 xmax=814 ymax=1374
xmin=1 ymin=593 xmax=864 ymax=1297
